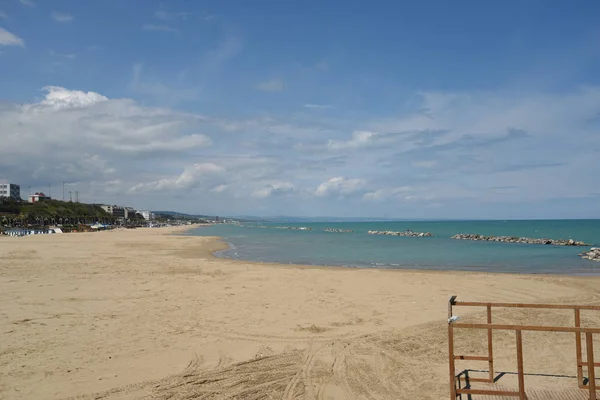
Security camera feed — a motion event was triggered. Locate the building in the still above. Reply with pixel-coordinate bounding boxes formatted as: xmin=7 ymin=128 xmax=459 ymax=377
xmin=28 ymin=192 xmax=50 ymax=203
xmin=137 ymin=210 xmax=155 ymax=221
xmin=100 ymin=205 xmax=126 ymax=218
xmin=124 ymin=207 xmax=136 ymax=219
xmin=0 ymin=183 xmax=21 ymax=201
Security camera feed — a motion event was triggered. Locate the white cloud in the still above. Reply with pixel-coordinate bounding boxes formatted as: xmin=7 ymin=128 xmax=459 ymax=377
xmin=33 ymin=86 xmax=107 ymax=110
xmin=51 ymin=11 xmax=73 ymax=22
xmin=315 ymin=177 xmax=365 ymax=197
xmin=362 ymin=189 xmax=387 ymax=201
xmin=130 ymin=163 xmax=225 ymax=192
xmin=112 ymin=134 xmax=211 ymax=154
xmin=252 ymin=182 xmax=294 ymax=198
xmin=19 ymin=0 xmax=35 ymax=7
xmin=363 ymin=186 xmax=418 ymax=202
xmin=304 ymin=103 xmax=333 ymax=109
xmin=143 ymin=24 xmax=178 ymax=32
xmin=255 ymin=78 xmax=285 ymax=92
xmin=370 ymin=88 xmax=600 ymax=148
xmin=0 ymin=27 xmax=24 ymax=47
xmin=317 ymin=130 xmax=423 ymax=153
xmin=0 ymin=86 xmax=213 ymax=197
xmin=154 ymin=10 xmax=190 ymax=20
xmin=327 ymin=131 xmax=377 ymax=150
xmin=211 ymin=184 xmax=228 ymax=193
xmin=2 ymin=85 xmax=600 ymax=218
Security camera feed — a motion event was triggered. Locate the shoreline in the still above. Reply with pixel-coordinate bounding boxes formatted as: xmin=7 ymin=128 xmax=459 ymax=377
xmin=179 ymin=224 xmax=600 ymax=277
xmin=2 ymin=225 xmax=600 ymax=399
xmin=179 ymin=227 xmax=600 ymax=278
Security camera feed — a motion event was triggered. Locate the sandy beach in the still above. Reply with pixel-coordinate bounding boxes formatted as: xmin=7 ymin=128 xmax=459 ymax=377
xmin=1 ymin=226 xmax=599 ymax=399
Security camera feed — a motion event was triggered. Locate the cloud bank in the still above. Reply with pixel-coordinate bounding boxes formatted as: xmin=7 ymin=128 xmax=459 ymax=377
xmin=2 ymin=86 xmax=599 ymax=218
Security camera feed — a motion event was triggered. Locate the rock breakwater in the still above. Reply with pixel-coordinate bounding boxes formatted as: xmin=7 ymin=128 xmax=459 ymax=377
xmin=368 ymin=230 xmax=433 ymax=237
xmin=580 ymin=248 xmax=600 ymax=262
xmin=245 ymin=225 xmax=312 ymax=231
xmin=324 ymin=228 xmax=354 ymax=233
xmin=451 ymin=233 xmax=589 ymax=246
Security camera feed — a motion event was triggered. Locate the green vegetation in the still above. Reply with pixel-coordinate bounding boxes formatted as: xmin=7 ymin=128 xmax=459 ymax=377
xmin=0 ymin=198 xmax=112 ymax=226
xmin=25 ymin=200 xmax=109 ymax=218
xmin=154 ymin=212 xmax=209 ymax=223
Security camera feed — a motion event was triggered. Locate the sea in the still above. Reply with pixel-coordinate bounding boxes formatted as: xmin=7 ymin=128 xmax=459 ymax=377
xmin=185 ymin=220 xmax=600 ymax=275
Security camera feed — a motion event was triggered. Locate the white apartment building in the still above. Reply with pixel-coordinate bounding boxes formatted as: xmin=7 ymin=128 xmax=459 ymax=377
xmin=124 ymin=207 xmax=136 ymax=219
xmin=137 ymin=210 xmax=155 ymax=221
xmin=0 ymin=183 xmax=21 ymax=201
xmin=100 ymin=205 xmax=126 ymax=218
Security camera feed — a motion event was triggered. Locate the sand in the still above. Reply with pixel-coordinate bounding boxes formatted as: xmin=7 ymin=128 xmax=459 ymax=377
xmin=1 ymin=226 xmax=599 ymax=399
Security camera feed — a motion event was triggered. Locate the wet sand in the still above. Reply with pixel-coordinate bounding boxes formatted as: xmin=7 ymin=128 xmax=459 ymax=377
xmin=1 ymin=226 xmax=599 ymax=399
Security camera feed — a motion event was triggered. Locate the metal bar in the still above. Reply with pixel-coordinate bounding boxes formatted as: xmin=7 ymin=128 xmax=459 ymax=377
xmin=448 ymin=299 xmax=600 ymax=399
xmin=516 ymin=330 xmax=526 ymax=400
xmin=577 ymin=362 xmax=600 ymax=367
xmin=466 ymin=377 xmax=494 ymax=383
xmin=454 ymin=355 xmax=489 ymax=361
xmin=576 ymin=308 xmax=584 ymax=388
xmin=455 ymin=301 xmax=600 ymax=311
xmin=448 ymin=297 xmax=456 ymax=399
xmin=586 ymin=332 xmax=596 ymax=400
xmin=456 ymin=388 xmax=520 ymax=396
xmin=487 ymin=304 xmax=494 ymax=383
xmin=453 ymin=323 xmax=600 ymax=334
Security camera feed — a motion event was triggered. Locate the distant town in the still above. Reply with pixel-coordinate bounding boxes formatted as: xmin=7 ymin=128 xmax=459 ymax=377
xmin=1 ymin=182 xmax=232 ymax=236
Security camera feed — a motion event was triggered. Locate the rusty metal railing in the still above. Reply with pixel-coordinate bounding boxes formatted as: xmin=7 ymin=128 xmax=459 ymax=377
xmin=448 ymin=296 xmax=600 ymax=399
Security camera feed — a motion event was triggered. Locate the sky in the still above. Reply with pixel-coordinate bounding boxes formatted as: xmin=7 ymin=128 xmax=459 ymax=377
xmin=1 ymin=0 xmax=600 ymax=219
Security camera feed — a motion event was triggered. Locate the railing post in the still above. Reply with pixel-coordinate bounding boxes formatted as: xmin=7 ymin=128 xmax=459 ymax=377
xmin=449 ymin=323 xmax=456 ymax=399
xmin=449 ymin=296 xmax=457 ymax=399
xmin=576 ymin=308 xmax=584 ymax=388
xmin=586 ymin=332 xmax=596 ymax=400
xmin=487 ymin=304 xmax=494 ymax=383
xmin=516 ymin=330 xmax=526 ymax=400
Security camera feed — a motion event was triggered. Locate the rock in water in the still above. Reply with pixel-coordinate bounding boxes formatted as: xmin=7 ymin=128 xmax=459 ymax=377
xmin=368 ymin=230 xmax=433 ymax=237
xmin=580 ymin=248 xmax=600 ymax=262
xmin=451 ymin=233 xmax=589 ymax=246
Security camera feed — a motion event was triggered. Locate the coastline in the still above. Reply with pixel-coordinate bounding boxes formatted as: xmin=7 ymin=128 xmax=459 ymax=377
xmin=2 ymin=226 xmax=600 ymax=399
xmin=182 ymin=228 xmax=598 ymax=277
xmin=181 ymin=221 xmax=600 ymax=276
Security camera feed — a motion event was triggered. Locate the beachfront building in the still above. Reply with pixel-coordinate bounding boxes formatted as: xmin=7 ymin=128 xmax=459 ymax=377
xmin=137 ymin=210 xmax=155 ymax=221
xmin=124 ymin=207 xmax=136 ymax=219
xmin=28 ymin=192 xmax=50 ymax=203
xmin=100 ymin=205 xmax=126 ymax=218
xmin=0 ymin=183 xmax=21 ymax=201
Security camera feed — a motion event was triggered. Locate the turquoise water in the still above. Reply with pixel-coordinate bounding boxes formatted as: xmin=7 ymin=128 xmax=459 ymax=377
xmin=186 ymin=220 xmax=600 ymax=275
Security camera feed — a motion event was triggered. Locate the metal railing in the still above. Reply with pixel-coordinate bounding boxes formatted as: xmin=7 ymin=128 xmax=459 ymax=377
xmin=448 ymin=296 xmax=600 ymax=399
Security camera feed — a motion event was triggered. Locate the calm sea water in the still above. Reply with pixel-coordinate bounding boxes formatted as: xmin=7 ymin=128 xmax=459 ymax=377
xmin=185 ymin=220 xmax=600 ymax=275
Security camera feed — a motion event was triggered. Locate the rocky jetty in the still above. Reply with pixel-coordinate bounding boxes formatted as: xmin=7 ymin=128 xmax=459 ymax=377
xmin=580 ymin=248 xmax=600 ymax=262
xmin=245 ymin=225 xmax=311 ymax=231
xmin=324 ymin=228 xmax=354 ymax=233
xmin=368 ymin=230 xmax=433 ymax=237
xmin=451 ymin=233 xmax=589 ymax=246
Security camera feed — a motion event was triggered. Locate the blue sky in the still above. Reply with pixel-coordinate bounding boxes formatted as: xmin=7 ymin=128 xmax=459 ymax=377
xmin=1 ymin=0 xmax=600 ymax=219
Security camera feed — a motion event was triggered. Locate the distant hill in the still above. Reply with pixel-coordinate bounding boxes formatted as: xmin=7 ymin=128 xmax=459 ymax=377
xmin=229 ymin=216 xmax=482 ymax=222
xmin=154 ymin=211 xmax=256 ymax=222
xmin=232 ymin=216 xmax=398 ymax=223
xmin=153 ymin=211 xmax=214 ymax=220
